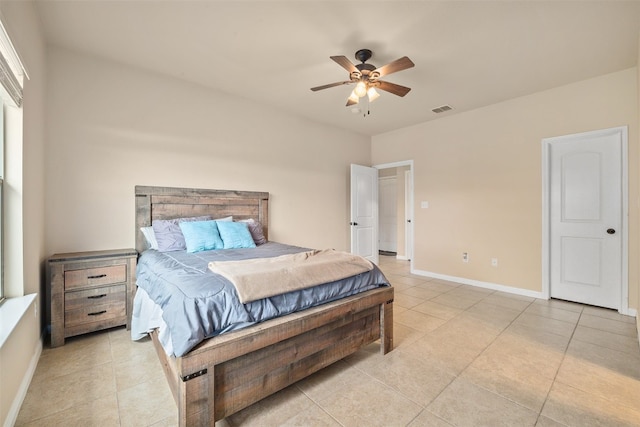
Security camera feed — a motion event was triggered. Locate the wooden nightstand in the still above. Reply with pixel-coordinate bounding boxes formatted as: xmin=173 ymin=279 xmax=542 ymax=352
xmin=47 ymin=248 xmax=137 ymax=347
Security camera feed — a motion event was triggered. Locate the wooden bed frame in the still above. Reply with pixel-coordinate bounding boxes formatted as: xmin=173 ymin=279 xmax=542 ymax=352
xmin=134 ymin=185 xmax=394 ymax=426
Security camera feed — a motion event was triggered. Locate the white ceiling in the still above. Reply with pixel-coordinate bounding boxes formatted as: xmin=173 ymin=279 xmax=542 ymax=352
xmin=34 ymin=1 xmax=640 ymax=136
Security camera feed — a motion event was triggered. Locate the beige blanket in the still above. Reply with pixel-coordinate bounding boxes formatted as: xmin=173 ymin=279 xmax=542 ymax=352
xmin=208 ymin=249 xmax=373 ymax=303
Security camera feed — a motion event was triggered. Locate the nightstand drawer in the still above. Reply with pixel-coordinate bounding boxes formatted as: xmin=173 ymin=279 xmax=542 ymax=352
xmin=64 ymin=264 xmax=127 ymax=290
xmin=65 ymin=292 xmax=127 ymax=328
xmin=64 ymin=284 xmax=126 ymax=311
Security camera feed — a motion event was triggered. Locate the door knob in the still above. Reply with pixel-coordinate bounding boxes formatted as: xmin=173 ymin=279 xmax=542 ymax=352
xmin=607 ymin=228 xmax=616 ymax=235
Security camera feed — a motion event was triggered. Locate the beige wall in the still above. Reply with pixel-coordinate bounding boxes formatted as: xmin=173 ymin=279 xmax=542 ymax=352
xmin=372 ymin=69 xmax=639 ymax=311
xmin=45 ymin=47 xmax=371 ymax=256
xmin=0 ymin=0 xmax=46 ymax=425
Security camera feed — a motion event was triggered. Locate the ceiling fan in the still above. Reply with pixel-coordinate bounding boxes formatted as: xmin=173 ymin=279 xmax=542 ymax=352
xmin=311 ymin=49 xmax=415 ymax=107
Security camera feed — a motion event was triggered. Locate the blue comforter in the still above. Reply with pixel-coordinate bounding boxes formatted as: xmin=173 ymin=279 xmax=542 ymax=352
xmin=135 ymin=242 xmax=389 ymax=356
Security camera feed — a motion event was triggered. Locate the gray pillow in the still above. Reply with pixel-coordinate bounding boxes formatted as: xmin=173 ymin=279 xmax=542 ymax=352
xmin=240 ymin=218 xmax=268 ymax=245
xmin=152 ymin=216 xmax=212 ymax=252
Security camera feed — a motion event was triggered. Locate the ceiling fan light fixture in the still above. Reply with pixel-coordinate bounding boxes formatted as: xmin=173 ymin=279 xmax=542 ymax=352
xmin=354 ymin=81 xmax=367 ymax=98
xmin=367 ymin=87 xmax=380 ymax=102
xmin=347 ymin=90 xmax=360 ymax=105
xmin=311 ymin=49 xmax=414 ymax=110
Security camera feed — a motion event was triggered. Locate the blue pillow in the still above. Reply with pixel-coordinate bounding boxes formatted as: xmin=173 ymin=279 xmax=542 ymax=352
xmin=216 ymin=221 xmax=256 ymax=249
xmin=178 ymin=220 xmax=224 ymax=253
xmin=152 ymin=215 xmax=212 ymax=252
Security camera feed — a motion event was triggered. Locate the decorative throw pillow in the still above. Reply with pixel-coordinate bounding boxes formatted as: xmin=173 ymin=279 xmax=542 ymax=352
xmin=216 ymin=221 xmax=257 ymax=249
xmin=152 ymin=215 xmax=212 ymax=252
xmin=239 ymin=218 xmax=267 ymax=245
xmin=179 ymin=220 xmax=224 ymax=253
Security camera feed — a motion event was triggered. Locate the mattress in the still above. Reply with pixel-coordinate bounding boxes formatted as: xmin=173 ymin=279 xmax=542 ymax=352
xmin=131 ymin=242 xmax=390 ymax=356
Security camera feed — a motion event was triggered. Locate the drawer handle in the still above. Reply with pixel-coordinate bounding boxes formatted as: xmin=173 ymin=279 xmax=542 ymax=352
xmin=87 ymin=274 xmax=107 ymax=279
xmin=87 ymin=310 xmax=107 ymax=316
xmin=87 ymin=294 xmax=107 ymax=299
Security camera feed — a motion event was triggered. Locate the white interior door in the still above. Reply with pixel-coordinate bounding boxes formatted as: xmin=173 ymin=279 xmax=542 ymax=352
xmin=350 ymin=164 xmax=378 ymax=264
xmin=548 ymin=128 xmax=624 ymax=309
xmin=379 ymin=177 xmax=397 ymax=252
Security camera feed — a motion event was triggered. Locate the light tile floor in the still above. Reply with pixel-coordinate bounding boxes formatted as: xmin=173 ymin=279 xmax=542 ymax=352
xmin=16 ymin=256 xmax=640 ymax=426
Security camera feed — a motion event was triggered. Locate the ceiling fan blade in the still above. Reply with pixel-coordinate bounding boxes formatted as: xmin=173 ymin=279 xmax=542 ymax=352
xmin=310 ymin=81 xmax=353 ymax=92
xmin=331 ymin=55 xmax=358 ymax=74
xmin=376 ymin=81 xmax=412 ymax=97
xmin=372 ymin=56 xmax=415 ymax=78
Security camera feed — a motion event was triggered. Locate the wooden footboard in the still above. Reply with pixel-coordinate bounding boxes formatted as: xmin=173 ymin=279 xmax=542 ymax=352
xmin=150 ymin=286 xmax=394 ymax=426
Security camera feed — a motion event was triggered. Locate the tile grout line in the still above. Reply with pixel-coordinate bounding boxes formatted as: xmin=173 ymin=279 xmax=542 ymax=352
xmin=404 ymin=293 xmax=539 ymax=424
xmin=293 ymin=379 xmax=349 ymax=427
xmin=325 ymin=262 xmax=467 ymax=422
xmin=532 ymin=306 xmax=583 ymax=426
xmin=440 ymin=297 xmax=541 ymax=408
xmin=544 ymin=312 xmax=640 ymax=419
xmin=108 ymin=331 xmax=125 ymax=427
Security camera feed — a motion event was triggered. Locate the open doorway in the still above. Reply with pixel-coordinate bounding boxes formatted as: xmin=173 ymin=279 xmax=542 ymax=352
xmin=375 ymin=161 xmax=413 ymax=264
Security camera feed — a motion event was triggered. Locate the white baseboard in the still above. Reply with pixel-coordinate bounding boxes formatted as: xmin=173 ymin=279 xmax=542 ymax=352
xmin=409 ymin=269 xmax=640 ymax=319
xmin=396 ymin=255 xmax=409 ymax=261
xmin=410 ymin=268 xmax=545 ymax=299
xmin=4 ymin=335 xmax=42 ymax=427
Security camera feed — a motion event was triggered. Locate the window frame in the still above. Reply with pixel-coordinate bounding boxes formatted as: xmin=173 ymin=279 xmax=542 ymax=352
xmin=0 ymin=19 xmax=25 ymax=304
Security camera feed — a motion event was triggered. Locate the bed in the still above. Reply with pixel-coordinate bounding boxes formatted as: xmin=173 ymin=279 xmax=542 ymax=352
xmin=133 ymin=185 xmax=394 ymax=426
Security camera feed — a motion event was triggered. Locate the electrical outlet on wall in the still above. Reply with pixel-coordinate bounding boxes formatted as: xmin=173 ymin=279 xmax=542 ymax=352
xmin=462 ymin=252 xmax=469 ymax=263
xmin=491 ymin=258 xmax=498 ymax=267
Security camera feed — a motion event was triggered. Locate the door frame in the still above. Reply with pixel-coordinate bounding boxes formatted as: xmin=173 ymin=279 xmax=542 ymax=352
xmin=404 ymin=169 xmax=413 ymax=262
xmin=374 ymin=160 xmax=414 ymax=270
xmin=541 ymin=126 xmax=629 ymax=314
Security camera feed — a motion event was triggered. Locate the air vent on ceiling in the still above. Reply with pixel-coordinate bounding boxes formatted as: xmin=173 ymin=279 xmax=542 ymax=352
xmin=432 ymin=105 xmax=453 ymax=114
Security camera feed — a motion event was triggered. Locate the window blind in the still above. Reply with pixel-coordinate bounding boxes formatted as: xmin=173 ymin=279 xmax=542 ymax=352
xmin=0 ymin=52 xmax=21 ymax=107
xmin=0 ymin=18 xmax=25 ymax=108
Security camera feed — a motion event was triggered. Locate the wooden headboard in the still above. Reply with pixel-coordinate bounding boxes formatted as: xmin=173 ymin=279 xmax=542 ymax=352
xmin=135 ymin=186 xmax=269 ymax=253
